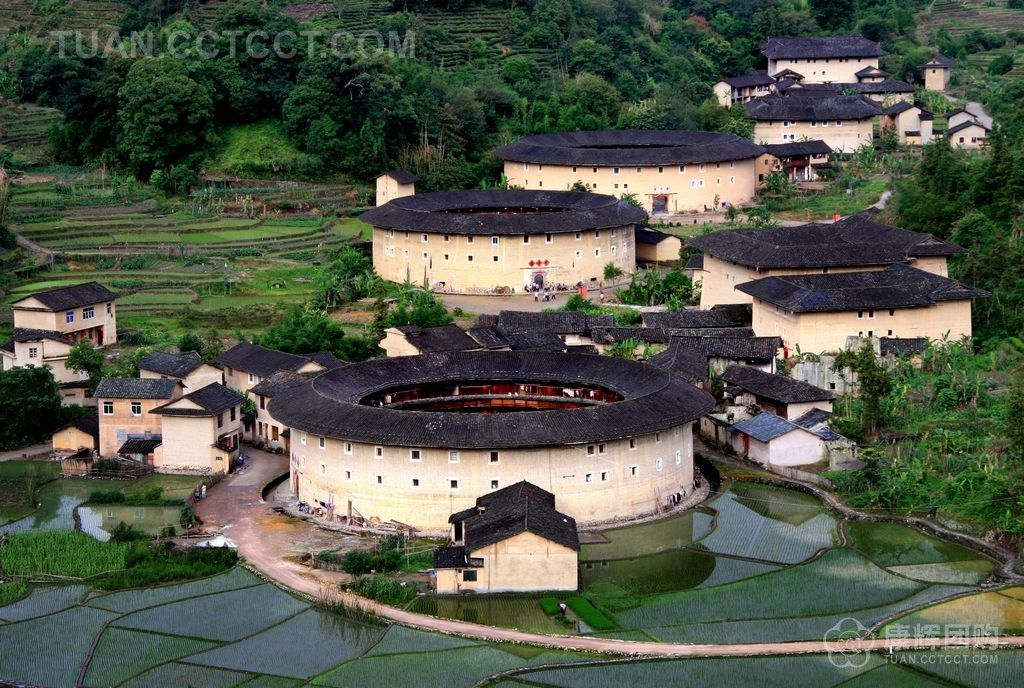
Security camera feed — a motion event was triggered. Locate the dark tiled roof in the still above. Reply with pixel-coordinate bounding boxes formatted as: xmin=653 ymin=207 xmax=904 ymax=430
xmin=95 ymin=378 xmax=179 ymax=400
xmin=641 ymin=305 xmax=751 ymax=330
xmin=772 ymin=68 xmax=805 ymax=80
xmin=722 ymin=365 xmax=834 ymax=404
xmin=922 ymin=54 xmax=955 ymax=68
xmin=567 ymin=344 xmax=599 ymax=355
xmin=686 ymin=213 xmax=963 ymax=269
xmin=0 ymin=340 xmax=11 ymax=354
xmin=56 ymin=408 xmax=99 ymax=441
xmin=477 ymin=480 xmax=556 ymax=511
xmin=7 ymin=327 xmax=74 ymax=345
xmin=737 ymin=264 xmax=989 ymax=312
xmin=308 ymin=351 xmax=344 ymax=369
xmin=152 ymin=383 xmax=242 ymax=416
xmin=466 ymin=325 xmax=510 ymax=350
xmin=648 ymin=342 xmax=710 ymax=385
xmin=671 ymin=335 xmax=781 ymax=362
xmin=855 ymin=65 xmax=889 ymax=78
xmin=745 ymin=93 xmax=882 ymax=121
xmin=13 ymin=281 xmax=116 ymax=311
xmin=433 ymin=546 xmax=467 ymax=569
xmin=669 ymin=327 xmax=756 ymax=338
xmin=361 ymin=190 xmax=647 ymax=236
xmin=217 ymin=342 xmax=316 ymax=378
xmin=392 ymin=324 xmax=480 ymax=354
xmin=503 ymin=330 xmax=568 ymax=352
xmin=722 ymin=71 xmax=775 ymax=88
xmin=764 ymin=140 xmax=833 ymax=157
xmin=465 ymin=498 xmax=579 ymax=552
xmin=250 ymin=371 xmax=312 ymax=398
xmin=762 ymin=35 xmax=886 ymax=59
xmin=946 ymin=120 xmax=990 ymax=136
xmin=119 ymin=438 xmax=162 ymax=454
xmin=730 ymin=413 xmax=802 ymax=442
xmin=844 ymin=79 xmax=915 ymax=94
xmin=880 ymin=337 xmax=929 ymax=357
xmin=590 ymin=327 xmax=670 ymax=345
xmin=792 ymin=408 xmax=842 ymax=441
xmin=498 ymin=311 xmax=613 ymax=334
xmin=684 ymin=254 xmax=704 ymax=271
xmin=137 ymin=350 xmax=204 ymax=378
xmin=635 ymin=228 xmax=676 ymax=245
xmin=270 ymin=351 xmax=716 ymax=449
xmin=493 ymin=130 xmax=765 ymax=166
xmin=380 ymin=168 xmax=417 ymax=184
xmin=883 ymin=101 xmax=916 ymax=116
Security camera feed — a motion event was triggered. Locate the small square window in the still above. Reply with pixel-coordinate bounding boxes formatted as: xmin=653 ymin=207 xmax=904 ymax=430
xmin=300 ymin=432 xmax=307 ymax=446
xmin=585 ymin=473 xmax=594 ymax=483
xmin=320 ymin=463 xmax=326 ymax=476
xmin=574 ymin=232 xmax=581 ymax=240
xmin=612 ymin=167 xmax=619 ymax=175
xmin=628 ymin=438 xmax=637 ymax=450
xmin=344 ymin=442 xmax=353 ymax=455
xmin=28 ymin=347 xmax=38 ymax=358
xmin=545 ymin=234 xmax=553 ymax=244
xmin=467 ymin=236 xmax=474 ymax=244
xmin=655 ymin=432 xmax=662 ymax=443
xmin=375 ymin=446 xmax=384 ymax=458
xmin=491 ymin=236 xmax=499 ymax=245
xmin=412 ymin=478 xmax=420 ymax=487
xmin=490 ymin=479 xmax=499 ymax=490
xmin=376 ymin=475 xmax=383 ymax=485
xmin=410 ymin=449 xmax=421 ymax=461
xmin=492 ymin=256 xmax=498 ymax=262
xmin=102 ymin=401 xmax=114 ymax=415
xmin=630 ymin=465 xmax=638 ymax=476
xmin=598 ymin=443 xmax=606 ymax=454
xmin=489 ymin=451 xmax=499 ymax=463
xmin=601 ymin=471 xmax=608 ymax=482
xmin=467 ymin=255 xmax=473 ymax=262
xmin=345 ymin=470 xmax=352 ymax=480
xmin=658 ymin=166 xmax=664 ymax=173
xmin=586 ymin=445 xmax=596 ymax=456
xmin=523 ymin=235 xmax=530 ymax=244
xmin=130 ymin=402 xmax=142 ymax=416
xmin=443 ymin=253 xmax=449 ymax=261
xmin=421 ymin=233 xmax=428 ymax=243
xmin=318 ymin=436 xmax=325 ymax=449
xmin=656 ymin=458 xmax=663 ymax=472
xmin=463 ymin=570 xmax=477 ymax=582
xmin=450 ymin=479 xmax=459 ymax=490
xmin=65 ymin=311 xmax=74 ymax=324
xmin=449 ymin=450 xmax=459 ymax=463
xmin=248 ymin=373 xmax=255 ymax=384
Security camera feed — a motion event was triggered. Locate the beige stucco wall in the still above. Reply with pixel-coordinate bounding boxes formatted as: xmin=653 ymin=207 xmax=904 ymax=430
xmin=924 ymin=67 xmax=950 ymax=92
xmin=224 ymin=360 xmax=321 ymax=394
xmin=373 ymin=226 xmax=636 ymax=293
xmin=435 ymin=531 xmax=578 ymax=594
xmin=381 ymin=329 xmax=423 ymax=357
xmin=376 ymin=176 xmax=415 ymax=207
xmin=636 ymin=235 xmax=682 ymax=263
xmin=13 ymin=297 xmax=117 ymax=345
xmin=732 ymin=427 xmax=825 ymax=467
xmin=767 ymin=57 xmax=879 ymax=83
xmin=141 ymin=364 xmax=223 ymax=391
xmin=698 ymin=254 xmax=950 ymax=308
xmin=885 ymin=109 xmax=933 ymax=145
xmin=292 ymin=424 xmax=696 ymax=533
xmin=52 ymin=425 xmax=96 ymax=453
xmin=750 ymin=297 xmax=974 ymax=354
xmin=949 ymin=123 xmax=988 ymax=149
xmin=753 ymin=118 xmax=875 ymax=153
xmin=156 ymin=411 xmax=240 ymax=475
xmin=254 ymin=394 xmax=288 ymax=447
xmin=502 ymin=159 xmax=759 ymax=215
xmin=97 ymin=395 xmax=177 ymax=457
xmin=5 ymin=338 xmax=83 ymax=385
xmin=714 ymin=81 xmax=774 ymax=107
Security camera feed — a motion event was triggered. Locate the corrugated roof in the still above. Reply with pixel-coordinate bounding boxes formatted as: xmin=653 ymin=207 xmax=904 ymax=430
xmin=493 ymin=130 xmax=765 ymax=166
xmin=119 ymin=438 xmax=163 ymax=454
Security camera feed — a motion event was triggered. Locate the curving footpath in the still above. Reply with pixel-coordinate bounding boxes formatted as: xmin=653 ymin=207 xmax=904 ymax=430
xmin=194 ymin=449 xmax=1024 ymax=658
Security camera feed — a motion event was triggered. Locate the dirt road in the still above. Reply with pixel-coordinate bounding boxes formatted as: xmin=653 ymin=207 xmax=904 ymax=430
xmin=196 ymin=449 xmax=1024 ymax=658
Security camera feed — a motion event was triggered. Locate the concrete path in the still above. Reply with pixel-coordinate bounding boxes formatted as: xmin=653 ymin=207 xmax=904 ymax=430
xmin=194 ymin=446 xmax=1024 ymax=657
xmin=0 ymin=443 xmax=50 ymax=461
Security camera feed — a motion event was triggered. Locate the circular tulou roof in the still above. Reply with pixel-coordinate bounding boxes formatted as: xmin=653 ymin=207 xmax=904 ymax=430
xmin=492 ymin=130 xmax=766 ymax=166
xmin=269 ymin=351 xmax=716 ymax=449
xmin=360 ymin=189 xmax=646 ymax=236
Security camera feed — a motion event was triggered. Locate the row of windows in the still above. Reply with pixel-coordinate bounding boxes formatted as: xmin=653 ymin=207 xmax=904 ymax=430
xmin=385 ymin=244 xmax=628 ymax=262
xmin=524 ymin=163 xmax=733 ymax=174
xmin=781 ymin=120 xmax=844 ymax=127
xmin=102 ymin=401 xmax=143 ymax=416
xmin=65 ymin=303 xmax=111 ymax=324
xmin=857 ymin=309 xmax=897 ymax=319
xmin=387 ymin=230 xmax=615 ymax=243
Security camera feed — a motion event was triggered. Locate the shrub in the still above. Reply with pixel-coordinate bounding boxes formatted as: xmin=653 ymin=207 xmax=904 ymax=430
xmin=0 ymin=580 xmax=29 ymax=606
xmin=341 ymin=549 xmax=374 ymax=575
xmin=89 ymin=489 xmax=126 ymax=504
xmin=109 ymin=522 xmax=149 ymax=542
xmin=373 ymin=549 xmax=402 ymax=573
xmin=95 ymin=542 xmax=237 ymax=591
xmin=354 ymin=575 xmax=416 ymax=605
xmin=120 ymin=255 xmax=155 ymax=270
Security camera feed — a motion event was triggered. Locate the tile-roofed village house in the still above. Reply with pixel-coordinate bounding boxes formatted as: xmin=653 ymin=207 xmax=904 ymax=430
xmin=720 ymin=365 xmax=834 ymax=419
xmin=634 ymin=228 xmax=682 ymax=263
xmin=758 ymin=140 xmax=833 ymax=183
xmin=381 ymin=324 xmax=481 ymax=357
xmin=94 ymin=378 xmax=182 ymax=458
xmin=882 ymin=102 xmax=934 ymax=146
xmin=737 ymin=264 xmax=988 ymax=353
xmin=726 ymin=410 xmax=855 ymax=468
xmin=10 ymin=281 xmax=117 ymax=346
xmin=249 ymin=371 xmax=313 ymax=453
xmin=713 ymin=71 xmax=776 ymax=107
xmin=761 ymin=35 xmax=887 ymax=84
xmin=375 ymin=168 xmax=417 ymax=206
xmin=150 ymin=383 xmax=245 ymax=474
xmin=217 ymin=342 xmax=328 ymax=393
xmin=496 ymin=311 xmax=614 ymax=346
xmin=669 ymin=335 xmax=782 ymax=374
xmin=921 ymin=54 xmax=955 ymax=91
xmin=138 ymin=350 xmax=223 ymax=391
xmin=746 ymin=93 xmax=882 ymax=152
xmin=687 ymin=213 xmax=964 ymax=309
xmin=946 ymin=119 xmax=990 ymax=149
xmin=434 ymin=481 xmax=579 ymax=593
xmin=51 ymin=408 xmax=100 ymax=455
xmin=0 ymin=328 xmax=91 ymax=404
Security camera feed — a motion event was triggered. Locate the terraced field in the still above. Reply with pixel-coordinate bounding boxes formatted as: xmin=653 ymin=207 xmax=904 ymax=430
xmin=921 ymin=0 xmax=1024 ymax=86
xmin=0 ymin=103 xmax=63 ymax=167
xmin=0 ymin=0 xmax=125 ymax=38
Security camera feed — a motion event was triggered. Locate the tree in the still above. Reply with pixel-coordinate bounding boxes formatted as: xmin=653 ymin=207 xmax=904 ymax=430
xmin=314 ymin=247 xmax=379 ymax=309
xmin=989 ymin=54 xmax=1014 ymax=77
xmin=67 ymin=339 xmax=105 ymax=387
xmin=376 ymin=286 xmax=453 ymax=332
xmin=177 ymin=333 xmax=205 ymax=355
xmin=117 ymin=58 xmax=215 ymax=177
xmin=258 ymin=305 xmax=379 ymax=363
xmin=832 ymin=342 xmax=893 ymax=438
xmin=0 ymin=366 xmax=63 ymax=450
xmin=618 ymin=268 xmax=693 ymax=309
xmin=603 ymin=262 xmax=625 ymax=282
xmin=1008 ymin=375 xmax=1024 ymax=457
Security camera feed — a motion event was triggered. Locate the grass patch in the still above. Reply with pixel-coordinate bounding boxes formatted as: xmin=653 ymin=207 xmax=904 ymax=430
xmin=353 ymin=575 xmax=417 ymax=606
xmin=0 ymin=580 xmax=30 ymax=606
xmin=0 ymin=530 xmax=130 ymax=579
xmin=566 ymin=596 xmax=616 ymax=631
xmin=539 ymin=597 xmax=561 ymax=616
xmin=209 ymin=120 xmax=322 ymax=179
